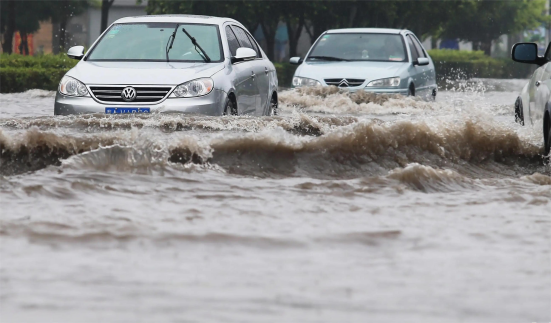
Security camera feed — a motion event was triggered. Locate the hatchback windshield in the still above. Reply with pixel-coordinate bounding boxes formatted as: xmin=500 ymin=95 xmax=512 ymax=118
xmin=87 ymin=23 xmax=223 ymax=62
xmin=308 ymin=33 xmax=407 ymax=62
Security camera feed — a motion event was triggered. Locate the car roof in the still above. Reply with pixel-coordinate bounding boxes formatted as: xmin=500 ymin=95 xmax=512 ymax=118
xmin=113 ymin=14 xmax=241 ymax=26
xmin=325 ymin=28 xmax=410 ymax=35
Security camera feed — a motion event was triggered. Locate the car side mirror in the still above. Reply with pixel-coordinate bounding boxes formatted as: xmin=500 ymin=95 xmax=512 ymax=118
xmin=289 ymin=57 xmax=302 ymax=65
xmin=67 ymin=46 xmax=85 ymax=60
xmin=512 ymin=43 xmax=546 ymax=66
xmin=415 ymin=57 xmax=429 ymax=66
xmin=231 ymin=47 xmax=256 ymax=64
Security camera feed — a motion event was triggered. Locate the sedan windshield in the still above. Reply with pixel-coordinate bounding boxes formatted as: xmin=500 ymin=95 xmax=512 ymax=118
xmin=87 ymin=23 xmax=223 ymax=62
xmin=308 ymin=33 xmax=407 ymax=62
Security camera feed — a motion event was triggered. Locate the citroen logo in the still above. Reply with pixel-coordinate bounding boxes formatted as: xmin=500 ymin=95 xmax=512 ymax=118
xmin=338 ymin=79 xmax=349 ymax=87
xmin=121 ymin=87 xmax=137 ymax=102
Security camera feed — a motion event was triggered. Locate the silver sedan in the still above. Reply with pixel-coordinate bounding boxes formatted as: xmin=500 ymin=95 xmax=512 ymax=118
xmin=289 ymin=28 xmax=437 ymax=100
xmin=55 ymin=15 xmax=278 ymax=116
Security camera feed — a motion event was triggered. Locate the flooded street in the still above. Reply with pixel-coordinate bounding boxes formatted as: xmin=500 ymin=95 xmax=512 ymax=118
xmin=0 ymin=80 xmax=549 ymax=322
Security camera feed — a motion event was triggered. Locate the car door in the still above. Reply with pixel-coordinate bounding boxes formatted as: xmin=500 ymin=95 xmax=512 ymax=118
xmin=533 ymin=61 xmax=551 ymax=124
xmin=230 ymin=25 xmax=266 ymax=115
xmin=225 ymin=25 xmax=257 ymax=115
xmin=244 ymin=30 xmax=271 ymax=115
xmin=528 ymin=64 xmax=546 ymax=124
xmin=405 ymin=34 xmax=423 ymax=95
xmin=411 ymin=34 xmax=435 ymax=97
xmin=406 ymin=34 xmax=430 ymax=98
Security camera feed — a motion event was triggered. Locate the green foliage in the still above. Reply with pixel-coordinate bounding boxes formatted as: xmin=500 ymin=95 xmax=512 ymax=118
xmin=428 ymin=49 xmax=492 ymax=62
xmin=428 ymin=50 xmax=532 ymax=81
xmin=437 ymin=0 xmax=548 ymax=54
xmin=0 ymin=54 xmax=77 ymax=93
xmin=0 ymin=53 xmax=78 ymax=69
xmin=0 ymin=67 xmax=69 ymax=93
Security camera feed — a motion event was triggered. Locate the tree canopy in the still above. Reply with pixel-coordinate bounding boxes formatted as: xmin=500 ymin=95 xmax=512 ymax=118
xmin=144 ymin=0 xmax=548 ymax=59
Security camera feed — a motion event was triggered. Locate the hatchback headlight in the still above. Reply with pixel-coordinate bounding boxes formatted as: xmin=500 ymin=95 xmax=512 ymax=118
xmin=366 ymin=77 xmax=401 ymax=87
xmin=171 ymin=78 xmax=214 ymax=98
xmin=292 ymin=76 xmax=321 ymax=87
xmin=59 ymin=76 xmax=89 ymax=96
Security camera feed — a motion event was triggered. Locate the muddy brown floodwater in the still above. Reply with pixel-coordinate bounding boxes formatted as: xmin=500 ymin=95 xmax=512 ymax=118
xmin=0 ymin=79 xmax=549 ymax=323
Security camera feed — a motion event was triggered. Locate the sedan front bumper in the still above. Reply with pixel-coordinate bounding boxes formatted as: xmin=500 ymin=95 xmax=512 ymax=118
xmin=54 ymin=89 xmax=227 ymax=116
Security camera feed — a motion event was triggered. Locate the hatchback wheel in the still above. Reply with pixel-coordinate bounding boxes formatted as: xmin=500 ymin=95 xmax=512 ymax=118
xmin=545 ymin=113 xmax=551 ymax=157
xmin=269 ymin=95 xmax=278 ymax=116
xmin=223 ymin=97 xmax=237 ymax=116
xmin=408 ymin=85 xmax=415 ymax=97
xmin=515 ymin=97 xmax=524 ymax=125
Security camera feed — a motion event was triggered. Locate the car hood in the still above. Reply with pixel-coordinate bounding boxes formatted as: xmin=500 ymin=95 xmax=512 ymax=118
xmin=67 ymin=61 xmax=226 ymax=85
xmin=296 ymin=61 xmax=410 ymax=82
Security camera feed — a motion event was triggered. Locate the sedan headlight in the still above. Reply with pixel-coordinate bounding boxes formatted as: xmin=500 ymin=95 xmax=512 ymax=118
xmin=171 ymin=78 xmax=214 ymax=98
xmin=292 ymin=76 xmax=321 ymax=87
xmin=59 ymin=76 xmax=89 ymax=96
xmin=366 ymin=77 xmax=401 ymax=87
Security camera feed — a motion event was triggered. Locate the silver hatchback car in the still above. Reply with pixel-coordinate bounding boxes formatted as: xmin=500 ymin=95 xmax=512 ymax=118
xmin=289 ymin=28 xmax=437 ymax=100
xmin=55 ymin=15 xmax=278 ymax=116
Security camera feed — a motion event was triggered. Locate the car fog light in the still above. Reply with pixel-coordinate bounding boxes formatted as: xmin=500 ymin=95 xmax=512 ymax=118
xmin=366 ymin=77 xmax=401 ymax=87
xmin=292 ymin=76 xmax=321 ymax=87
xmin=59 ymin=76 xmax=89 ymax=96
xmin=171 ymin=78 xmax=214 ymax=98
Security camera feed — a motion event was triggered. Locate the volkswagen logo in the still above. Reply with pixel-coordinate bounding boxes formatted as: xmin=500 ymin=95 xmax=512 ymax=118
xmin=121 ymin=87 xmax=137 ymax=102
xmin=338 ymin=79 xmax=349 ymax=88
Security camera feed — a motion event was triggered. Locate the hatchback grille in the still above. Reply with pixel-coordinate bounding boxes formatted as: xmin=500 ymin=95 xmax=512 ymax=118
xmin=90 ymin=86 xmax=172 ymax=103
xmin=324 ymin=78 xmax=365 ymax=87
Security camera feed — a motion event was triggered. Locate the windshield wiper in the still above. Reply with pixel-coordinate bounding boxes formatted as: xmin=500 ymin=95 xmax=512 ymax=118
xmin=181 ymin=27 xmax=211 ymax=63
xmin=166 ymin=24 xmax=179 ymax=63
xmin=307 ymin=56 xmax=349 ymax=61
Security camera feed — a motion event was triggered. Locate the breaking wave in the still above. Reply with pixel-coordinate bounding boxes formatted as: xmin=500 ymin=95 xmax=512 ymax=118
xmin=387 ymin=163 xmax=476 ymax=193
xmin=1 ymin=116 xmax=544 ymax=177
xmin=0 ymin=113 xmax=357 ymax=137
xmin=279 ymin=87 xmax=435 ymax=114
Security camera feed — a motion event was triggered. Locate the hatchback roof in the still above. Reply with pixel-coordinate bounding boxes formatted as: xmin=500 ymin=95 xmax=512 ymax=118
xmin=326 ymin=28 xmax=408 ymax=35
xmin=114 ymin=14 xmax=240 ymax=26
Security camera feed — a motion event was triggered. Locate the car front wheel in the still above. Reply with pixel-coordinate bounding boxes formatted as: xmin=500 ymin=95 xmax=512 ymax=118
xmin=545 ymin=113 xmax=550 ymax=157
xmin=515 ymin=97 xmax=524 ymax=125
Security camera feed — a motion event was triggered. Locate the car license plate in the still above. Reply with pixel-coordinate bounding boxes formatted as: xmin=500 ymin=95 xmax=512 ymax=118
xmin=105 ymin=107 xmax=150 ymax=114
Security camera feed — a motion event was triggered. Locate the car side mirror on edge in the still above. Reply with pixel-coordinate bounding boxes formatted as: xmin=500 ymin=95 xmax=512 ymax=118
xmin=231 ymin=47 xmax=256 ymax=64
xmin=289 ymin=57 xmax=302 ymax=65
xmin=67 ymin=46 xmax=85 ymax=60
xmin=415 ymin=57 xmax=429 ymax=66
xmin=512 ymin=43 xmax=547 ymax=66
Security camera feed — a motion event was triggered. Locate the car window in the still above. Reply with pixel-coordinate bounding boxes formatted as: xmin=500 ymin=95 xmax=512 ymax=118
xmin=411 ymin=35 xmax=426 ymax=58
xmin=231 ymin=26 xmax=259 ymax=58
xmin=307 ymin=33 xmax=407 ymax=62
xmin=225 ymin=25 xmax=240 ymax=57
xmin=88 ymin=23 xmax=223 ymax=62
xmin=407 ymin=35 xmax=420 ymax=61
xmin=245 ymin=32 xmax=262 ymax=58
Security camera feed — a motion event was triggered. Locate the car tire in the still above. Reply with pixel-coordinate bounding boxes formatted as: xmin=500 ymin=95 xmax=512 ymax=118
xmin=268 ymin=94 xmax=278 ymax=116
xmin=431 ymin=89 xmax=437 ymax=101
xmin=515 ymin=97 xmax=524 ymax=126
xmin=545 ymin=112 xmax=550 ymax=157
xmin=408 ymin=85 xmax=415 ymax=97
xmin=223 ymin=96 xmax=237 ymax=116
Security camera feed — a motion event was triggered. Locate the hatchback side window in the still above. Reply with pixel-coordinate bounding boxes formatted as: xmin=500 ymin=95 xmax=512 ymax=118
xmin=245 ymin=32 xmax=262 ymax=58
xmin=231 ymin=26 xmax=258 ymax=58
xmin=407 ymin=35 xmax=420 ymax=62
xmin=225 ymin=25 xmax=240 ymax=57
xmin=411 ymin=36 xmax=427 ymax=58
